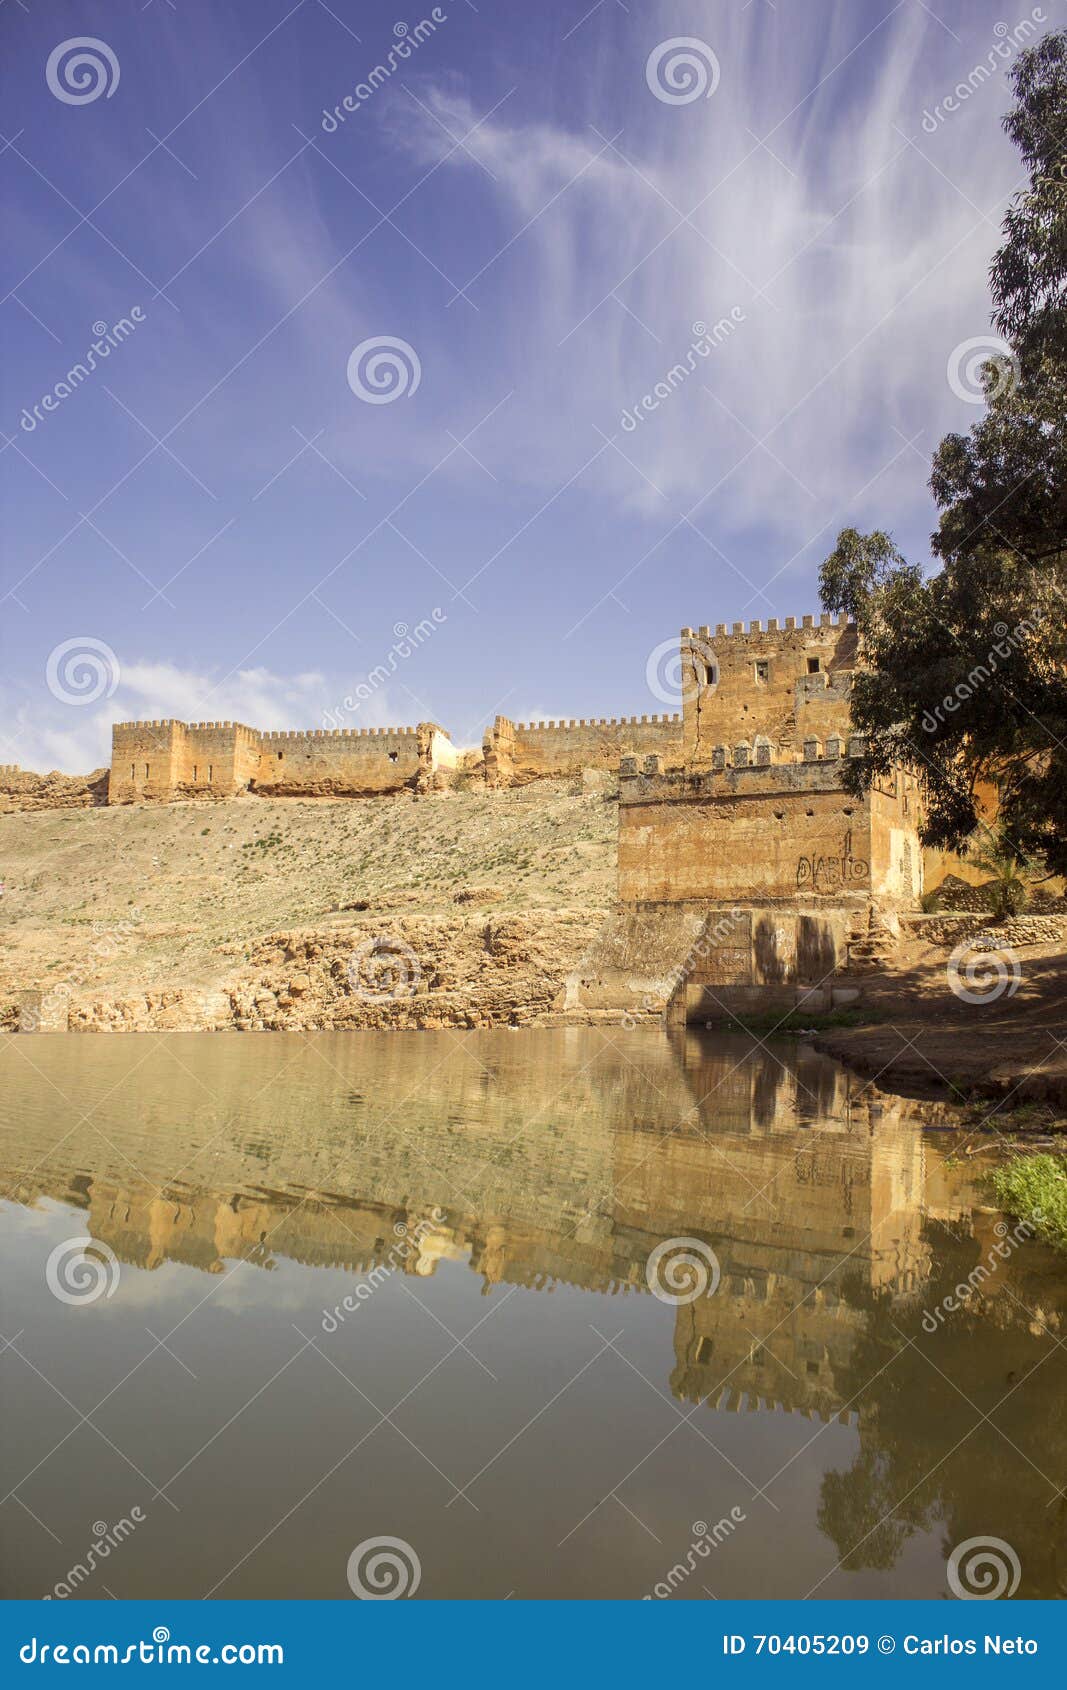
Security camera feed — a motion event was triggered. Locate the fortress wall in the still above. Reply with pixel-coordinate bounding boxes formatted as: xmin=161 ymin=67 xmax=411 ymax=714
xmin=869 ymin=775 xmax=923 ymax=905
xmin=105 ymin=720 xmax=455 ymax=801
xmin=177 ymin=722 xmax=259 ymax=797
xmin=619 ymin=779 xmax=876 ymax=905
xmin=681 ymin=615 xmax=858 ymax=765
xmin=108 ymin=721 xmax=187 ymax=804
xmin=485 ymin=713 xmax=682 ymax=784
xmin=253 ymin=726 xmax=422 ymax=795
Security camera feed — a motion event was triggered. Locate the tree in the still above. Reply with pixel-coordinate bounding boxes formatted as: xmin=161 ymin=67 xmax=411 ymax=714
xmin=820 ymin=32 xmax=1067 ymax=879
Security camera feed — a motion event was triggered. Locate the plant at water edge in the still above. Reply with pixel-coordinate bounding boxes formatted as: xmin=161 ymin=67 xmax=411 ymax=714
xmin=989 ymin=1154 xmax=1067 ymax=1252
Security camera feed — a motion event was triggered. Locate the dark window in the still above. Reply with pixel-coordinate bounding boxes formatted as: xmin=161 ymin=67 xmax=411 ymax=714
xmin=807 ymin=657 xmax=820 ymax=674
xmin=192 ymin=765 xmax=198 ymax=782
xmin=277 ymin=751 xmax=283 ymax=760
xmin=131 ymin=764 xmax=135 ymax=781
xmin=754 ymin=660 xmax=769 ymax=682
xmin=388 ymin=751 xmax=398 ymax=763
xmin=144 ymin=763 xmax=149 ymax=779
xmin=208 ymin=764 xmax=213 ymax=782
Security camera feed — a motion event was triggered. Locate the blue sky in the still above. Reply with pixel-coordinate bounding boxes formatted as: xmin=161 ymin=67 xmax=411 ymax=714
xmin=1 ymin=0 xmax=1057 ymax=770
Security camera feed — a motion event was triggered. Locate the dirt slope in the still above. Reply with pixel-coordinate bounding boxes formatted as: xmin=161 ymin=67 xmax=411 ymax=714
xmin=0 ymin=782 xmax=618 ymax=1027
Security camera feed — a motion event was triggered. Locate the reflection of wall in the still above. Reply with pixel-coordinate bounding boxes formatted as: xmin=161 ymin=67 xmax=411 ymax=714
xmin=2 ymin=1029 xmax=1010 ymax=1430
xmin=12 ymin=1100 xmax=1035 ymax=1431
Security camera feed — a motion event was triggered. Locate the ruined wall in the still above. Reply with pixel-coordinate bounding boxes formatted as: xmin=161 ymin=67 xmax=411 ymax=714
xmin=484 ymin=713 xmax=682 ymax=785
xmin=107 ymin=720 xmax=455 ymax=802
xmin=0 ymin=765 xmax=108 ymax=813
xmin=254 ymin=727 xmax=421 ymax=796
xmin=680 ymin=614 xmax=858 ymax=768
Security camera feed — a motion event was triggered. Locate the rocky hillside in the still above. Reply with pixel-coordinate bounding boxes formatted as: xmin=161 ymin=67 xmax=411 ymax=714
xmin=0 ymin=781 xmax=619 ymax=1031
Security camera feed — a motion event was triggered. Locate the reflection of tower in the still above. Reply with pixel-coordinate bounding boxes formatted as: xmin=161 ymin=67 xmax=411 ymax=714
xmin=614 ymin=1035 xmax=933 ymax=1419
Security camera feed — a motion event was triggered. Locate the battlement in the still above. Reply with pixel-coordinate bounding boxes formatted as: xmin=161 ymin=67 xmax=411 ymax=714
xmin=681 ymin=613 xmax=855 ymax=642
xmin=95 ymin=611 xmax=864 ymax=806
xmin=621 ymin=734 xmax=866 ymax=783
xmin=484 ymin=711 xmax=684 ymax=784
xmin=505 ymin=714 xmax=681 ymax=733
xmin=260 ymin=726 xmax=419 ymax=741
xmin=0 ymin=764 xmax=20 ymax=777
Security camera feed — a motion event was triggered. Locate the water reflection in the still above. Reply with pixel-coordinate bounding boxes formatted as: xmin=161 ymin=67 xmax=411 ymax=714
xmin=0 ymin=1028 xmax=1063 ymax=1598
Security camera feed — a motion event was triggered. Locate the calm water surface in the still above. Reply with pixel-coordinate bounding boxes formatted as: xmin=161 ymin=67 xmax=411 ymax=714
xmin=1 ymin=1028 xmax=1065 ymax=1600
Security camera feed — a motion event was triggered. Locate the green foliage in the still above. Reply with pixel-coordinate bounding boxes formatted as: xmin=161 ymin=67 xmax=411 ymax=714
xmin=989 ymin=1153 xmax=1067 ymax=1251
xmin=966 ymin=823 xmax=1033 ymax=916
xmin=820 ymin=31 xmax=1067 ymax=878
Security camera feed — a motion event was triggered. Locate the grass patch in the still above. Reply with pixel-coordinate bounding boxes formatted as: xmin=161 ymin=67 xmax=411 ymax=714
xmin=989 ymin=1153 xmax=1067 ymax=1252
xmin=705 ymin=1007 xmax=876 ymax=1036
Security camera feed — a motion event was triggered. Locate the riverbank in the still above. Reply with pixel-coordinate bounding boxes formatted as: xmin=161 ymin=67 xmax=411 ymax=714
xmin=813 ymin=944 xmax=1067 ymax=1110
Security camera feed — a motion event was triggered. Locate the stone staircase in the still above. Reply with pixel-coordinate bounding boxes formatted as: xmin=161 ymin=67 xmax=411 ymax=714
xmin=847 ymin=909 xmax=899 ymax=976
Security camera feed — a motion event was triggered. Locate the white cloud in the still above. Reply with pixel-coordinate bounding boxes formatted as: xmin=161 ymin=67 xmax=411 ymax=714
xmin=0 ymin=661 xmax=401 ymax=774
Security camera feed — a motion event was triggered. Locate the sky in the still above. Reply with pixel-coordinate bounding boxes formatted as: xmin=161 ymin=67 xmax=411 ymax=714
xmin=1 ymin=0 xmax=1059 ymax=772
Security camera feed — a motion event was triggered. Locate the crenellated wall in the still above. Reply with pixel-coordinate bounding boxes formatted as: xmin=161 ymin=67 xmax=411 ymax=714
xmin=108 ymin=720 xmax=456 ymax=803
xmin=256 ymin=726 xmax=426 ymax=796
xmin=680 ymin=613 xmax=859 ymax=769
xmin=484 ymin=712 xmax=682 ymax=785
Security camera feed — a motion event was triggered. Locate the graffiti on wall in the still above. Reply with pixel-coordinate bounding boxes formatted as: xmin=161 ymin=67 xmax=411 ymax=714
xmin=795 ymin=830 xmax=870 ymax=894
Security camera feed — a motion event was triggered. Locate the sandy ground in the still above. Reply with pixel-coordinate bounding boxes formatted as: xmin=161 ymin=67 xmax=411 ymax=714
xmin=816 ymin=944 xmax=1067 ymax=1109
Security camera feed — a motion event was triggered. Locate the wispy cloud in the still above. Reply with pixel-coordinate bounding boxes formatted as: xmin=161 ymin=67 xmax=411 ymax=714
xmin=385 ymin=3 xmax=1022 ymax=569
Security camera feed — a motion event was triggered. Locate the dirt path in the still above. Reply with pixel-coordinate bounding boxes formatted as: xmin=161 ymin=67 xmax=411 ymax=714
xmin=815 ymin=947 xmax=1067 ymax=1107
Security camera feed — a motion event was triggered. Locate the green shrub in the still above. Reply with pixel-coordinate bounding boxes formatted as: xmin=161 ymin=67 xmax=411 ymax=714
xmin=989 ymin=1154 xmax=1067 ymax=1252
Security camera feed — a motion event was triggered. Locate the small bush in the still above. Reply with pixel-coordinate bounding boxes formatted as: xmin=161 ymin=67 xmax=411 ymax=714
xmin=989 ymin=1154 xmax=1067 ymax=1252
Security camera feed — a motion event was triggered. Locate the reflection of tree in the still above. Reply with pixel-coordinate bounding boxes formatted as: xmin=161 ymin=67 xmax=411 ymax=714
xmin=817 ymin=1221 xmax=1067 ymax=1596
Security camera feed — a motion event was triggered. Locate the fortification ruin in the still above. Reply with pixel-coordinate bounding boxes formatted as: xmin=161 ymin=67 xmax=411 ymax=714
xmin=105 ymin=719 xmax=457 ymax=803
